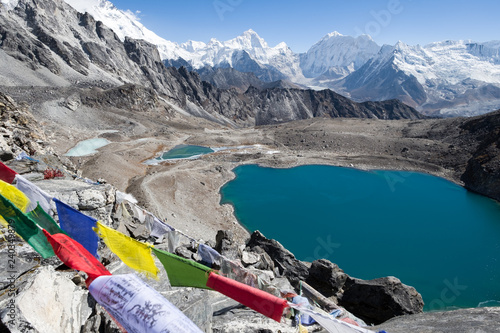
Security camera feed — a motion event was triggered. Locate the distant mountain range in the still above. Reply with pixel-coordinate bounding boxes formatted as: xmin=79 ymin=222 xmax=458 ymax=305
xmin=0 ymin=0 xmax=423 ymax=128
xmin=61 ymin=0 xmax=500 ymax=117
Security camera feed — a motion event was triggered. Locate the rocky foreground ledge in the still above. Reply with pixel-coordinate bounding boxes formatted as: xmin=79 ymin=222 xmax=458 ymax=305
xmin=1 ymin=173 xmax=499 ymax=333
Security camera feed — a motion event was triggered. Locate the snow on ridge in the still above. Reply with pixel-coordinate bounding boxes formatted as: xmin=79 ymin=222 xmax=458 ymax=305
xmin=0 ymin=0 xmax=20 ymax=10
xmin=63 ymin=0 xmax=187 ymax=60
xmin=301 ymin=31 xmax=380 ymax=78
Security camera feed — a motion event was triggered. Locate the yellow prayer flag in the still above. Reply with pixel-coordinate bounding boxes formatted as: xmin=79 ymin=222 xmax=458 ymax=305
xmin=0 ymin=180 xmax=30 ymax=226
xmin=95 ymin=221 xmax=159 ymax=279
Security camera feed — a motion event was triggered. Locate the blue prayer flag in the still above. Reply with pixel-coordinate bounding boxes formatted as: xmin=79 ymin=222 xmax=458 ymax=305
xmin=54 ymin=198 xmax=99 ymax=258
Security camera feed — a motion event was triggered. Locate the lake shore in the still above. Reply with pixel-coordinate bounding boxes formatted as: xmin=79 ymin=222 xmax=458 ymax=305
xmin=66 ymin=115 xmax=475 ymax=245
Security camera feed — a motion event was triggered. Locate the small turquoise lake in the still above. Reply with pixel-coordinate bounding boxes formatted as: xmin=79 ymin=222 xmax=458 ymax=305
xmin=145 ymin=145 xmax=215 ymax=164
xmin=220 ymin=164 xmax=500 ymax=311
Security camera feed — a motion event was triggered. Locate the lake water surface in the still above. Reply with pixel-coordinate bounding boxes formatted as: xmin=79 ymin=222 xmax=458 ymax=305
xmin=220 ymin=164 xmax=500 ymax=311
xmin=64 ymin=138 xmax=110 ymax=157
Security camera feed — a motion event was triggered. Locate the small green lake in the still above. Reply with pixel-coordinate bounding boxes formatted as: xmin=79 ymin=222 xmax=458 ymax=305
xmin=145 ymin=145 xmax=214 ymax=164
xmin=220 ymin=164 xmax=500 ymax=311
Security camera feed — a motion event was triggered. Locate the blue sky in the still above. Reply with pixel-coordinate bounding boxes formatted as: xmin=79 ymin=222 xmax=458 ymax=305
xmin=110 ymin=0 xmax=499 ymax=53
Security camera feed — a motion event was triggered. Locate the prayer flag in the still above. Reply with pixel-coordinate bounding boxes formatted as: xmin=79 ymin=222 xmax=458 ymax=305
xmin=145 ymin=213 xmax=173 ymax=241
xmin=206 ymin=271 xmax=288 ymax=322
xmin=288 ymin=302 xmax=375 ymax=333
xmin=0 ymin=193 xmax=54 ymax=258
xmin=198 ymin=243 xmax=221 ymax=267
xmin=43 ymin=230 xmax=111 ymax=285
xmin=0 ymin=179 xmax=30 ymax=213
xmin=27 ymin=203 xmax=65 ymax=235
xmin=152 ymin=247 xmax=211 ymax=289
xmin=15 ymin=174 xmax=53 ymax=213
xmin=0 ymin=162 xmax=17 ymax=184
xmin=89 ymin=274 xmax=204 ymax=333
xmin=95 ymin=222 xmax=159 ymax=279
xmin=54 ymin=198 xmax=99 ymax=258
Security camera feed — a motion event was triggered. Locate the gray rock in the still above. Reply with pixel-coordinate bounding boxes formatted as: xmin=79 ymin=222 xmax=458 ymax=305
xmin=241 ymin=251 xmax=260 ymax=266
xmin=306 ymin=259 xmax=348 ymax=302
xmin=212 ymin=306 xmax=296 ymax=333
xmin=375 ymin=306 xmax=500 ymax=333
xmin=246 ymin=231 xmax=309 ymax=288
xmin=340 ymin=276 xmax=424 ymax=325
xmin=36 ymin=179 xmax=115 ymax=223
xmin=215 ymin=229 xmax=240 ymax=259
xmin=0 ymin=266 xmax=92 ymax=333
xmin=163 ymin=289 xmax=214 ymax=332
xmin=248 ymin=246 xmax=275 ymax=271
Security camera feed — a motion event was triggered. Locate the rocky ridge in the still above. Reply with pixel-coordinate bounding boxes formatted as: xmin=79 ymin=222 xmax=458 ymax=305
xmin=0 ymin=0 xmax=423 ymax=129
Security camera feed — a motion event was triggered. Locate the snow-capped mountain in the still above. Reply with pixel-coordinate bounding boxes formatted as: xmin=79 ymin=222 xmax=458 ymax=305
xmin=63 ymin=0 xmax=189 ymax=60
xmin=49 ymin=0 xmax=500 ymax=116
xmin=176 ymin=29 xmax=303 ymax=81
xmin=338 ymin=40 xmax=500 ymax=116
xmin=300 ymin=32 xmax=380 ymax=79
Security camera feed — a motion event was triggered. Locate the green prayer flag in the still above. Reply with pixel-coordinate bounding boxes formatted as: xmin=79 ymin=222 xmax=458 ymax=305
xmin=0 ymin=194 xmax=55 ymax=258
xmin=27 ymin=203 xmax=65 ymax=236
xmin=152 ymin=247 xmax=212 ymax=289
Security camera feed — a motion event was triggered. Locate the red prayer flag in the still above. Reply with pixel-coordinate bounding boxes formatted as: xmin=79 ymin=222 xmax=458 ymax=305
xmin=42 ymin=230 xmax=111 ymax=285
xmin=0 ymin=162 xmax=17 ymax=184
xmin=206 ymin=272 xmax=288 ymax=322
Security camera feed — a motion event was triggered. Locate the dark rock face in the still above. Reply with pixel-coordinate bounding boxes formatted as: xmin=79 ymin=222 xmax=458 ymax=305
xmin=197 ymin=66 xmax=266 ymax=92
xmin=246 ymin=231 xmax=309 ymax=286
xmin=460 ymin=110 xmax=500 ymax=201
xmin=79 ymin=84 xmax=161 ymax=112
xmin=340 ymin=276 xmax=424 ymax=325
xmin=231 ymin=50 xmax=286 ymax=82
xmin=305 ymin=259 xmax=347 ymax=302
xmin=215 ymin=229 xmax=240 ymax=260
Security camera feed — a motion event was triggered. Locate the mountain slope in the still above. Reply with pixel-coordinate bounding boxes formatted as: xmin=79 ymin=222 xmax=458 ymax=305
xmin=339 ymin=41 xmax=500 ymax=116
xmin=57 ymin=0 xmax=500 ymax=117
xmin=0 ymin=0 xmax=424 ymax=128
xmin=300 ymin=32 xmax=380 ymax=79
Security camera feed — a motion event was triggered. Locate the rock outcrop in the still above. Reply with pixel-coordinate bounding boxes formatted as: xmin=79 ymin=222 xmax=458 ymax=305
xmin=460 ymin=110 xmax=500 ymax=201
xmin=246 ymin=230 xmax=310 ymax=286
xmin=246 ymin=231 xmax=424 ymax=325
xmin=0 ymin=93 xmax=51 ymax=159
xmin=340 ymin=276 xmax=425 ymax=325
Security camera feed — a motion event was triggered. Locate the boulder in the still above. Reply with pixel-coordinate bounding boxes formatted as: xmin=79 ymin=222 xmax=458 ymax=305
xmin=247 ymin=245 xmax=275 ymax=271
xmin=306 ymin=259 xmax=348 ymax=302
xmin=215 ymin=230 xmax=239 ymax=259
xmin=246 ymin=231 xmax=309 ymax=287
xmin=241 ymin=250 xmax=260 ymax=266
xmin=0 ymin=266 xmax=92 ymax=333
xmin=340 ymin=276 xmax=424 ymax=325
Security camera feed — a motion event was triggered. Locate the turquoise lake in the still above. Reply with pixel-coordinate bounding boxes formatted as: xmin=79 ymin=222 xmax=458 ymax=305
xmin=158 ymin=145 xmax=214 ymax=160
xmin=220 ymin=164 xmax=500 ymax=311
xmin=145 ymin=145 xmax=215 ymax=164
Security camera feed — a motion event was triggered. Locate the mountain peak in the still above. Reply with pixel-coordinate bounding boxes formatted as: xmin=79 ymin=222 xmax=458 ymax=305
xmin=327 ymin=31 xmax=343 ymax=38
xmin=242 ymin=29 xmax=258 ymax=36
